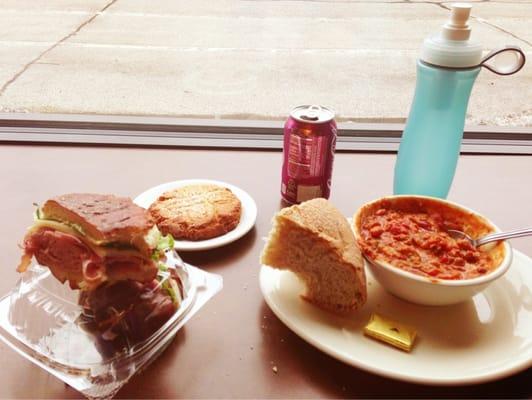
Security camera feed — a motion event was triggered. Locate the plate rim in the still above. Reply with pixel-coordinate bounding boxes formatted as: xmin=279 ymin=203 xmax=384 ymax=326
xmin=259 ymin=250 xmax=532 ymax=386
xmin=134 ymin=178 xmax=257 ymax=251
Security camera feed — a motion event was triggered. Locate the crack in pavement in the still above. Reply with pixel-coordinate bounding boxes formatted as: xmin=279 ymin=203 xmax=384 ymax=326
xmin=0 ymin=0 xmax=528 ymax=98
xmin=244 ymin=0 xmax=532 ymax=5
xmin=245 ymin=0 xmax=422 ymax=3
xmin=0 ymin=0 xmax=118 ymax=97
xmin=436 ymin=3 xmax=532 ymax=47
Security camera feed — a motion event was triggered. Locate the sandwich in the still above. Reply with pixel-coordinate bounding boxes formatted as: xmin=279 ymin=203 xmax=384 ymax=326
xmin=78 ymin=262 xmax=185 ymax=344
xmin=261 ymin=198 xmax=367 ymax=313
xmin=18 ymin=193 xmax=174 ymax=290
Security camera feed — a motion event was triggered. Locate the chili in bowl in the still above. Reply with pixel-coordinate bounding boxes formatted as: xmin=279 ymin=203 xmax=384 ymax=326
xmin=353 ymin=195 xmax=512 ymax=306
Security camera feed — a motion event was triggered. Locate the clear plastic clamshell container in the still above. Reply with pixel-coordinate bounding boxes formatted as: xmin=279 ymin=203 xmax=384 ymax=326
xmin=0 ymin=251 xmax=222 ymax=399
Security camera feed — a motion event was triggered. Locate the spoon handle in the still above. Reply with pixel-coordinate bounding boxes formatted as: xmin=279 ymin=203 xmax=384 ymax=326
xmin=477 ymin=227 xmax=532 ymax=246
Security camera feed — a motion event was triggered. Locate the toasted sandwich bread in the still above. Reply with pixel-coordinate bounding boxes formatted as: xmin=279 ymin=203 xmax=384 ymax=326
xmin=42 ymin=193 xmax=154 ymax=246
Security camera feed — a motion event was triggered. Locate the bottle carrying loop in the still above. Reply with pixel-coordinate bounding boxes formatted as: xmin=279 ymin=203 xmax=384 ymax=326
xmin=478 ymin=45 xmax=526 ymax=76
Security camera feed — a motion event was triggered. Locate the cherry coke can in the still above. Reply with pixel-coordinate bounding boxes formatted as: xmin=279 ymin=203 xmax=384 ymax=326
xmin=281 ymin=105 xmax=337 ymax=204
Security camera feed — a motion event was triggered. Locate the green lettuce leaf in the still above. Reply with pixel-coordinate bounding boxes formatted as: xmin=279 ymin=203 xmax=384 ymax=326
xmin=33 ymin=203 xmax=41 ymax=220
xmin=157 ymin=262 xmax=179 ymax=304
xmin=157 ymin=234 xmax=175 ymax=251
xmin=152 ymin=233 xmax=175 ymax=260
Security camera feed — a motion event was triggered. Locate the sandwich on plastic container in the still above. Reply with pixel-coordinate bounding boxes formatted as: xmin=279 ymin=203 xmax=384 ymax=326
xmin=0 ymin=194 xmax=223 ymax=399
xmin=0 ymin=250 xmax=222 ymax=399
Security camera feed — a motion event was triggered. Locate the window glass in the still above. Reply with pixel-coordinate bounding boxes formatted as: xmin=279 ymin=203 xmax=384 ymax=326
xmin=0 ymin=1 xmax=530 ymax=127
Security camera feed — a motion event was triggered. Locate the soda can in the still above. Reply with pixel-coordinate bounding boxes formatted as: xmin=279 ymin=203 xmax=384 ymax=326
xmin=281 ymin=105 xmax=337 ymax=204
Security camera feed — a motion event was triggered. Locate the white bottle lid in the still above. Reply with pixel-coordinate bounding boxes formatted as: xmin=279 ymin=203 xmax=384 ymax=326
xmin=420 ymin=3 xmax=483 ymax=68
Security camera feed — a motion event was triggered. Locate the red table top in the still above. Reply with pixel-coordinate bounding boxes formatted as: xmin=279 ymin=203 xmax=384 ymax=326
xmin=0 ymin=144 xmax=530 ymax=398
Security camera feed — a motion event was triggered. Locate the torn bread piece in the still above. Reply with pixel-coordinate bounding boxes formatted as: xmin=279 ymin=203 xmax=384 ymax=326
xmin=261 ymin=198 xmax=367 ymax=313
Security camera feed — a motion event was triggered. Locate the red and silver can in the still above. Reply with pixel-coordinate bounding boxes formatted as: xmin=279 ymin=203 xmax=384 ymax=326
xmin=281 ymin=105 xmax=337 ymax=204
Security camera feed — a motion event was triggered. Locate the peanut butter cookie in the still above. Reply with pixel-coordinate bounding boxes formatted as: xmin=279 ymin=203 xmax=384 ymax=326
xmin=149 ymin=184 xmax=242 ymax=241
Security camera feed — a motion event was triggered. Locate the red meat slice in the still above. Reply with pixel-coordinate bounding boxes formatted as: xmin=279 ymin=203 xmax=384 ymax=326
xmin=105 ymin=255 xmax=158 ymax=285
xmin=19 ymin=228 xmax=156 ymax=289
xmin=79 ymin=278 xmax=178 ymax=343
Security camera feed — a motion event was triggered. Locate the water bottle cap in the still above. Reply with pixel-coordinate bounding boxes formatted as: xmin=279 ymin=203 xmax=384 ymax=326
xmin=421 ymin=3 xmax=482 ymax=68
xmin=442 ymin=3 xmax=472 ymax=41
xmin=421 ymin=35 xmax=483 ymax=68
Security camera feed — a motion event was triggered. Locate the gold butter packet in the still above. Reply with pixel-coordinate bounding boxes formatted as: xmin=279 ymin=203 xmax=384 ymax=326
xmin=363 ymin=313 xmax=417 ymax=352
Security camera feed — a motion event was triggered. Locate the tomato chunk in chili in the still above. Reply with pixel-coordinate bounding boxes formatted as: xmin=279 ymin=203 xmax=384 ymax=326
xmin=359 ymin=208 xmax=495 ymax=280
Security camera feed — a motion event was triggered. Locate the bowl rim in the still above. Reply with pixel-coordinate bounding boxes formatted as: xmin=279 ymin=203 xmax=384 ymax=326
xmin=353 ymin=195 xmax=513 ymax=287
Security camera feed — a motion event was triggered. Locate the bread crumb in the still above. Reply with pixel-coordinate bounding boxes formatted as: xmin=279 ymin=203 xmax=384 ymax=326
xmin=272 ymin=366 xmax=278 ymax=374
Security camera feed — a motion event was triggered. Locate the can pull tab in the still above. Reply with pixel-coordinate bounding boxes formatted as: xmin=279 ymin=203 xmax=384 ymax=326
xmin=478 ymin=45 xmax=526 ymax=76
xmin=300 ymin=105 xmax=322 ymax=121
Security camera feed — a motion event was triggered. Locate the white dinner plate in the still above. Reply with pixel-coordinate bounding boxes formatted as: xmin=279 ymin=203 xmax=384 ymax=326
xmin=260 ymin=249 xmax=532 ymax=385
xmin=135 ymin=179 xmax=257 ymax=251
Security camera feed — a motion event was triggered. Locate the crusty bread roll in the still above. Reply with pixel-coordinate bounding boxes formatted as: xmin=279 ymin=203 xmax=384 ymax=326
xmin=261 ymin=198 xmax=367 ymax=313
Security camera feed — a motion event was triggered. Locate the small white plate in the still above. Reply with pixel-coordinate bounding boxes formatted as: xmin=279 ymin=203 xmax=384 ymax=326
xmin=135 ymin=179 xmax=257 ymax=251
xmin=260 ymin=250 xmax=532 ymax=385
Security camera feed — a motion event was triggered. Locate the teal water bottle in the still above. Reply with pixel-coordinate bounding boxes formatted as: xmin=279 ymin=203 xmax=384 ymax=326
xmin=393 ymin=3 xmax=525 ymax=198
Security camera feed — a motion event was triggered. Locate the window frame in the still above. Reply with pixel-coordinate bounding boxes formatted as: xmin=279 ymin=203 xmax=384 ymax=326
xmin=1 ymin=113 xmax=531 ymax=154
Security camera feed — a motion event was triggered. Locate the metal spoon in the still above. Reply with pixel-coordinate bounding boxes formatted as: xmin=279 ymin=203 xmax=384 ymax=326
xmin=447 ymin=227 xmax=532 ymax=247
